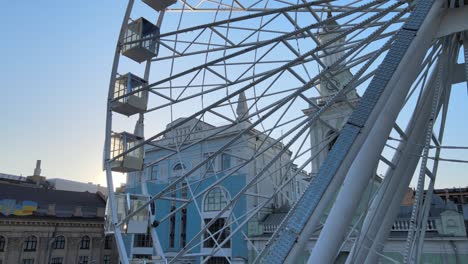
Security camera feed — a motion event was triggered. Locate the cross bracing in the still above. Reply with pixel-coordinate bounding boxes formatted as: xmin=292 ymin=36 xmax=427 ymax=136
xmin=103 ymin=0 xmax=468 ymax=263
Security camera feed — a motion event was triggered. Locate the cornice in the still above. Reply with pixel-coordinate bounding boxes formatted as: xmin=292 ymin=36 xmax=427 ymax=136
xmin=0 ymin=218 xmax=103 ymax=228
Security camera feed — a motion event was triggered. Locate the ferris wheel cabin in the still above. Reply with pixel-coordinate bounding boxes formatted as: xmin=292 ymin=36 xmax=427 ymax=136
xmin=110 ymin=132 xmax=144 ymax=173
xmin=142 ymin=0 xmax=177 ymax=11
xmin=122 ymin=17 xmax=160 ymax=63
xmin=112 ymin=73 xmax=148 ymax=116
xmin=105 ymin=194 xmax=150 ymax=235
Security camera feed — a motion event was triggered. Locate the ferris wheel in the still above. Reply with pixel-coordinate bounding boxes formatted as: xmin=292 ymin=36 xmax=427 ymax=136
xmin=102 ymin=0 xmax=468 ymax=263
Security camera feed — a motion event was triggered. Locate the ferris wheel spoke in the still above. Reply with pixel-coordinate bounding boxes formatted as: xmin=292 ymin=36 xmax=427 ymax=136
xmin=171 ymin=147 xmax=319 ymax=262
xmin=168 ymin=79 xmax=362 ymax=258
xmin=256 ymin=0 xmax=442 ymax=260
xmin=104 ymin=0 xmax=468 ymax=263
xmin=198 ymin=148 xmax=324 ymax=261
xmin=463 ymin=32 xmax=468 ymax=92
xmin=129 ymin=8 xmax=402 ymax=210
xmin=349 ymin=49 xmax=449 ymax=261
xmin=402 ymin=36 xmax=459 ymax=264
xmin=142 ymin=2 xmax=402 ymax=119
xmin=159 ymin=0 xmax=326 ymax=38
xmin=154 ymin=120 xmax=314 ymax=249
xmin=145 ymin=0 xmax=391 ymax=92
xmin=121 ymin=1 xmax=406 ymax=187
xmin=165 ymin=169 xmax=292 ymax=256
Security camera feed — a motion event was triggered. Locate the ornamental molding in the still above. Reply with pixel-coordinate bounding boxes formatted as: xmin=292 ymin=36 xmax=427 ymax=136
xmin=0 ymin=219 xmax=103 ymax=228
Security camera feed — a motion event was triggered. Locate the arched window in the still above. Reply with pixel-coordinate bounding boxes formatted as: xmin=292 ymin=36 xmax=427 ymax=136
xmin=0 ymin=236 xmax=5 ymax=252
xmin=80 ymin=236 xmax=90 ymax=249
xmin=204 ymin=187 xmax=228 ymax=212
xmin=52 ymin=236 xmax=65 ymax=249
xmin=172 ymin=162 xmax=186 ymax=177
xmin=173 ymin=162 xmax=185 ymax=171
xmin=23 ymin=236 xmax=37 ymax=252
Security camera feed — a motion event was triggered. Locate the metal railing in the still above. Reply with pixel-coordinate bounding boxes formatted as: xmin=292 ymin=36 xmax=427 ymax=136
xmin=391 ymin=218 xmax=437 ymax=232
xmin=261 ymin=218 xmax=438 ymax=234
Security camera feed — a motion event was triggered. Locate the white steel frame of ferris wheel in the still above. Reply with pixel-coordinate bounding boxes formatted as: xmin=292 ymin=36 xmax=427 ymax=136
xmin=259 ymin=1 xmax=468 ymax=264
xmin=103 ymin=0 xmax=468 ymax=264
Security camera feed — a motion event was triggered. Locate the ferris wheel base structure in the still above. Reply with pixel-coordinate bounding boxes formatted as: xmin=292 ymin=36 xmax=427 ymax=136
xmin=261 ymin=1 xmax=468 ymax=263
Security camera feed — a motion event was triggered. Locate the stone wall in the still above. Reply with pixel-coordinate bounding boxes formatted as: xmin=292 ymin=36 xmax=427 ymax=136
xmin=0 ymin=217 xmax=119 ymax=264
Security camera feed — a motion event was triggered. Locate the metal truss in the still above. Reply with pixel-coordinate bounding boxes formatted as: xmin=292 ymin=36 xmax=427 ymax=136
xmin=103 ymin=0 xmax=468 ymax=263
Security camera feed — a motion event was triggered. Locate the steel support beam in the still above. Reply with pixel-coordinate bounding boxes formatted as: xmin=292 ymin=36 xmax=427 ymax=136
xmin=452 ymin=63 xmax=468 ymax=84
xmin=406 ymin=35 xmax=459 ymax=263
xmin=349 ymin=43 xmax=452 ymax=264
xmin=435 ymin=6 xmax=468 ymax=38
xmin=402 ymin=42 xmax=452 ymax=264
xmin=463 ymin=32 xmax=468 ymax=91
xmin=307 ymin=1 xmax=445 ymax=262
xmin=258 ymin=1 xmax=444 ymax=263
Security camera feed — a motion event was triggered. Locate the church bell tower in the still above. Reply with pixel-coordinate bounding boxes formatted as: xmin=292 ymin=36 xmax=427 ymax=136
xmin=304 ymin=12 xmax=359 ymax=177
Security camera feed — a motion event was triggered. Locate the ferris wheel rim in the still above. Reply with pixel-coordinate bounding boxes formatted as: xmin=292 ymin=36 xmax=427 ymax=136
xmin=103 ymin=0 xmax=467 ymax=263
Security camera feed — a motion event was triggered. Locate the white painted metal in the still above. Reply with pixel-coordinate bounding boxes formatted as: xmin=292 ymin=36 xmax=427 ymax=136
xmin=308 ymin=7 xmax=444 ymax=263
xmin=103 ymin=1 xmax=468 ymax=263
xmin=354 ymin=33 xmax=464 ymax=263
xmin=135 ymin=9 xmax=167 ymax=261
xmin=104 ymin=0 xmax=135 ymax=262
xmin=257 ymin=3 xmax=412 ymax=263
xmin=405 ymin=35 xmax=460 ymax=264
xmin=464 ymin=32 xmax=468 ymax=91
xmin=452 ymin=63 xmax=468 ymax=84
xmin=346 ymin=45 xmax=445 ymax=264
xmin=435 ymin=6 xmax=468 ymax=38
xmin=402 ymin=44 xmax=448 ymax=264
xmin=307 ymin=1 xmax=444 ymax=260
xmin=114 ymin=0 xmax=393 ymax=229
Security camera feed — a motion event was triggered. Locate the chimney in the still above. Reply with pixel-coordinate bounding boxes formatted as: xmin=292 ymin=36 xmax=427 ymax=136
xmin=97 ymin=207 xmax=105 ymax=217
xmin=47 ymin=204 xmax=56 ymax=216
xmin=33 ymin=160 xmax=41 ymax=176
xmin=27 ymin=160 xmax=46 ymax=185
xmin=73 ymin=206 xmax=83 ymax=217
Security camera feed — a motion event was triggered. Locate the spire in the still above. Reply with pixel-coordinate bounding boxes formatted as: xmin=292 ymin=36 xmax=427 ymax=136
xmin=236 ymin=91 xmax=249 ymax=121
xmin=318 ymin=8 xmax=344 ymax=68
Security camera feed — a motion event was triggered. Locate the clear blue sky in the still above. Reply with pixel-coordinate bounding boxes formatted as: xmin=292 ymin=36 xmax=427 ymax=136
xmin=1 ymin=1 xmax=467 ymax=189
xmin=0 ymin=1 xmax=127 ymax=186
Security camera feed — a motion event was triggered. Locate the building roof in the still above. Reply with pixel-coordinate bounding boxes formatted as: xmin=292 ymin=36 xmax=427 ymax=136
xmin=262 ymin=212 xmax=287 ymax=226
xmin=433 ymin=187 xmax=468 ymax=195
xmin=257 ymin=190 xmax=467 ymax=239
xmin=397 ymin=194 xmax=458 ymax=219
xmin=0 ymin=182 xmax=105 ymax=219
xmin=0 ymin=173 xmax=27 ymax=182
xmin=48 ymin=178 xmax=107 ymax=195
xmin=149 ymin=116 xmax=291 ymax=156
